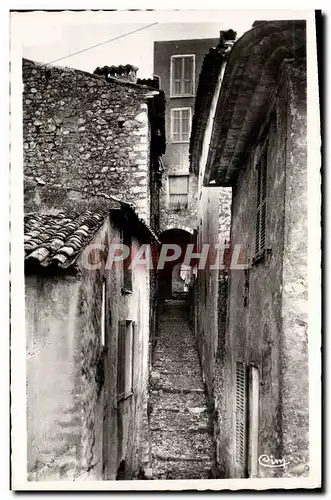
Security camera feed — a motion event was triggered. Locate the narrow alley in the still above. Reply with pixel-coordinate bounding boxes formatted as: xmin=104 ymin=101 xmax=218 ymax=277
xmin=149 ymin=300 xmax=216 ymax=479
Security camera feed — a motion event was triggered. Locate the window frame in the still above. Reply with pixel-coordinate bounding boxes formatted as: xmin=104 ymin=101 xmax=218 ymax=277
xmin=122 ymin=232 xmax=132 ymax=293
xmin=170 ymin=107 xmax=192 ymax=144
xmin=152 ymin=73 xmax=161 ymax=89
xmin=168 ymin=174 xmax=189 ymax=210
xmin=101 ymin=280 xmax=106 ymax=347
xmin=235 ymin=361 xmax=248 ymax=475
xmin=254 ymin=141 xmax=268 ymax=261
xmin=248 ymin=365 xmax=259 ymax=478
xmin=170 ymin=54 xmax=195 ymax=98
xmin=117 ymin=320 xmax=135 ymax=401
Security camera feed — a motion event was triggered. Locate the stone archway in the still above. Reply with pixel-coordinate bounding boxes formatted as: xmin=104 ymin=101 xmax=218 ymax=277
xmin=163 ymin=224 xmax=195 ymax=236
xmin=157 ymin=228 xmax=194 ymax=299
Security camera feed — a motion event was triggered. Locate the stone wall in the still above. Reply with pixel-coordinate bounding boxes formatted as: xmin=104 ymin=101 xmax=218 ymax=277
xmin=26 ymin=273 xmax=87 ymax=481
xmin=26 ymin=267 xmax=105 ymax=481
xmin=222 ymin=61 xmax=308 ymax=478
xmin=25 ymin=213 xmax=152 ymax=481
xmin=280 ymin=62 xmax=308 ymax=477
xmin=193 ymin=187 xmax=231 ymax=386
xmin=23 ymin=58 xmax=157 ymax=223
xmin=87 ymin=218 xmax=151 ymax=480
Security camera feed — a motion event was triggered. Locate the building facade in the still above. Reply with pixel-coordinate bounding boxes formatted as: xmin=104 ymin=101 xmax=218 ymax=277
xmin=25 ymin=204 xmax=157 ymax=481
xmin=190 ymin=21 xmax=308 ymax=478
xmin=23 ymin=59 xmax=165 ymax=229
xmin=154 ymin=38 xmax=219 ymax=235
xmin=23 ymin=58 xmax=165 ymax=481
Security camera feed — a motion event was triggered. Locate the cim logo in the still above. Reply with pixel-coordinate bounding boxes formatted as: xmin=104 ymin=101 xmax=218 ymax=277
xmin=258 ymin=454 xmax=290 ymax=469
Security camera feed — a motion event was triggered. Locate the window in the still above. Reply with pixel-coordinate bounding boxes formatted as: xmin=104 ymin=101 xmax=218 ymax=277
xmin=170 ymin=55 xmax=195 ymax=97
xmin=117 ymin=320 xmax=135 ymax=400
xmin=248 ymin=366 xmax=259 ymax=478
xmin=101 ymin=280 xmax=106 ymax=347
xmin=152 ymin=74 xmax=161 ymax=88
xmin=235 ymin=362 xmax=260 ymax=478
xmin=123 ymin=232 xmax=132 ymax=292
xmin=168 ymin=175 xmax=189 ymax=210
xmin=235 ymin=362 xmax=248 ymax=472
xmin=171 ymin=108 xmax=191 ymax=143
xmin=255 ymin=144 xmax=268 ymax=257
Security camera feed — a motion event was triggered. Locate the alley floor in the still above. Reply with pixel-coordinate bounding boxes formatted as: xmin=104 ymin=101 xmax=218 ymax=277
xmin=149 ymin=299 xmax=215 ymax=480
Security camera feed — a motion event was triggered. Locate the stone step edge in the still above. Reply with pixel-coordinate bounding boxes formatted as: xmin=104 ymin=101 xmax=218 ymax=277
xmin=152 ymin=453 xmax=213 ymax=463
xmin=150 ymin=387 xmax=205 ymax=394
xmin=150 ymin=406 xmax=208 ymax=413
xmin=150 ymin=427 xmax=211 ymax=434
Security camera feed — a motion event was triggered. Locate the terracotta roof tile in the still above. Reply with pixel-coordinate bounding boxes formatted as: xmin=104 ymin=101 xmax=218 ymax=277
xmin=24 ymin=209 xmax=109 ymax=269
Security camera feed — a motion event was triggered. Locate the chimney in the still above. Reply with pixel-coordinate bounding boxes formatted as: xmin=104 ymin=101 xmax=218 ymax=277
xmin=217 ymin=29 xmax=237 ymax=55
xmin=94 ymin=64 xmax=139 ymax=83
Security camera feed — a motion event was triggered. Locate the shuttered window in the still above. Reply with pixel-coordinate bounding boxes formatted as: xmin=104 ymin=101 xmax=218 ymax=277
xmin=123 ymin=232 xmax=132 ymax=292
xmin=117 ymin=320 xmax=135 ymax=400
xmin=248 ymin=366 xmax=259 ymax=477
xmin=255 ymin=146 xmax=268 ymax=257
xmin=235 ymin=361 xmax=248 ymax=471
xmin=171 ymin=108 xmax=191 ymax=143
xmin=101 ymin=280 xmax=106 ymax=347
xmin=171 ymin=55 xmax=195 ymax=97
xmin=168 ymin=175 xmax=189 ymax=210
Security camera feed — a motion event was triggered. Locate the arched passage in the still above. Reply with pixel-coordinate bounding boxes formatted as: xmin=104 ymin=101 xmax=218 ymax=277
xmin=157 ymin=228 xmax=194 ymax=299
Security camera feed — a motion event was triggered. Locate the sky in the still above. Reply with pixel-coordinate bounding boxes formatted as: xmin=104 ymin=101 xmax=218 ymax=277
xmin=11 ymin=10 xmax=262 ymax=78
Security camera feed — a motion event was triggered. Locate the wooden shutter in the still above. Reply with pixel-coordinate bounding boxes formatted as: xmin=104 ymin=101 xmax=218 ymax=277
xmin=172 ymin=57 xmax=182 ymax=96
xmin=255 ymin=146 xmax=268 ymax=256
xmin=181 ymin=109 xmax=190 ymax=142
xmin=183 ymin=56 xmax=193 ymax=95
xmin=123 ymin=233 xmax=132 ymax=291
xmin=248 ymin=366 xmax=259 ymax=477
xmin=117 ymin=321 xmax=126 ymax=398
xmin=124 ymin=321 xmax=133 ymax=396
xmin=171 ymin=108 xmax=191 ymax=142
xmin=171 ymin=109 xmax=181 ymax=142
xmin=235 ymin=361 xmax=247 ymax=470
xmin=101 ymin=281 xmax=106 ymax=347
xmin=131 ymin=322 xmax=136 ymax=393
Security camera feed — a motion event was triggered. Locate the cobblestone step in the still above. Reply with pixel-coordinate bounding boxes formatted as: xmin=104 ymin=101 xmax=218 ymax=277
xmin=150 ymin=408 xmax=210 ymax=432
xmin=150 ymin=390 xmax=206 ymax=409
xmin=152 ymin=459 xmax=214 ymax=480
xmin=149 ymin=300 xmax=216 ymax=480
xmin=150 ymin=386 xmax=205 ymax=394
xmin=151 ymin=432 xmax=214 ymax=461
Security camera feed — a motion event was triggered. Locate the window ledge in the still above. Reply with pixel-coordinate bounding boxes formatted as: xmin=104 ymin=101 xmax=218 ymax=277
xmin=252 ymin=248 xmax=272 ymax=267
xmin=170 ymin=94 xmax=195 ymax=98
xmin=170 ymin=140 xmax=190 ymax=144
xmin=121 ymin=288 xmax=133 ymax=295
xmin=117 ymin=391 xmax=134 ymax=403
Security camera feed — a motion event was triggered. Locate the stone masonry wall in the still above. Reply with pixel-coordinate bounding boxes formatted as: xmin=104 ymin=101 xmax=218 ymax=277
xmin=83 ymin=218 xmax=151 ymax=480
xmin=222 ymin=63 xmax=308 ymax=478
xmin=23 ymin=58 xmax=153 ymax=223
xmin=25 ymin=274 xmax=85 ymax=481
xmin=25 ymin=265 xmax=106 ymax=481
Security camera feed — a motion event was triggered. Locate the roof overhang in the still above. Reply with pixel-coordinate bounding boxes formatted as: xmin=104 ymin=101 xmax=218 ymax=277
xmin=204 ymin=20 xmax=306 ymax=187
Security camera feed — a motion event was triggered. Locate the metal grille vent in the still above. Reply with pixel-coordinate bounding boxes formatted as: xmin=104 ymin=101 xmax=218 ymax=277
xmin=235 ymin=361 xmax=247 ymax=467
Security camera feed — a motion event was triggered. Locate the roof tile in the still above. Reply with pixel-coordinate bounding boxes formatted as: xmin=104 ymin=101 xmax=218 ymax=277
xmin=24 ymin=209 xmax=109 ymax=269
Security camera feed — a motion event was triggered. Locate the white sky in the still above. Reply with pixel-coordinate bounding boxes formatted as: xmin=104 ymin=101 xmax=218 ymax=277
xmin=11 ymin=10 xmax=267 ymax=77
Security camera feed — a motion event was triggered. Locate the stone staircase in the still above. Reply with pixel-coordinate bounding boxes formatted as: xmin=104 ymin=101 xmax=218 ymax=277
xmin=149 ymin=300 xmax=216 ymax=480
